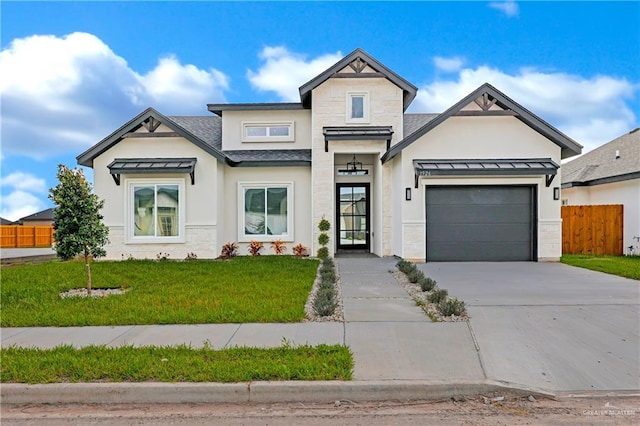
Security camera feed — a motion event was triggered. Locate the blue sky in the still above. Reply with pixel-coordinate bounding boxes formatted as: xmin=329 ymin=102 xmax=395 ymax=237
xmin=1 ymin=1 xmax=639 ymax=221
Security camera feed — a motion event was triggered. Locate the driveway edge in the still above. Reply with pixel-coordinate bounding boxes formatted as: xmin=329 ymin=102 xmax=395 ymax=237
xmin=1 ymin=380 xmax=555 ymax=405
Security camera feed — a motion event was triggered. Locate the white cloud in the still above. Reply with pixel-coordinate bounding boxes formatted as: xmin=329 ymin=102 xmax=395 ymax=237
xmin=1 ymin=172 xmax=47 ymax=194
xmin=247 ymin=46 xmax=343 ymax=101
xmin=0 ymin=32 xmax=229 ymax=160
xmin=433 ymin=56 xmax=465 ymax=72
xmin=139 ymin=55 xmax=229 ymax=109
xmin=489 ymin=0 xmax=519 ymax=17
xmin=0 ymin=190 xmax=46 ymax=222
xmin=0 ymin=171 xmax=49 ymax=221
xmin=412 ymin=65 xmax=637 ymax=152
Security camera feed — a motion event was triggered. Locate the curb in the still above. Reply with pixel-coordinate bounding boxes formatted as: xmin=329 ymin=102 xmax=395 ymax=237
xmin=555 ymin=390 xmax=640 ymax=401
xmin=1 ymin=380 xmax=555 ymax=405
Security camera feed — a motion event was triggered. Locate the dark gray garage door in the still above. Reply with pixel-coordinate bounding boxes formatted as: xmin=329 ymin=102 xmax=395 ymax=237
xmin=425 ymin=186 xmax=535 ymax=261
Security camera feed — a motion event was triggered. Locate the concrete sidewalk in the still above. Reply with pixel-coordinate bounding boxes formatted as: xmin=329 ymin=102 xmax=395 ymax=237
xmin=2 ymin=257 xmax=638 ymax=405
xmin=1 ymin=247 xmax=56 ymax=259
xmin=1 ymin=323 xmax=344 ymax=350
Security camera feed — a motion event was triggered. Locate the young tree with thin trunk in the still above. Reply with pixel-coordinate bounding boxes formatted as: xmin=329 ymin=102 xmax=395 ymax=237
xmin=49 ymin=165 xmax=109 ymax=294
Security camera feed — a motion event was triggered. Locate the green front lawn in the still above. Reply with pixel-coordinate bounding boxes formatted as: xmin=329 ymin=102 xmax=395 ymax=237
xmin=1 ymin=257 xmax=319 ymax=327
xmin=1 ymin=344 xmax=353 ymax=383
xmin=561 ymin=254 xmax=640 ymax=280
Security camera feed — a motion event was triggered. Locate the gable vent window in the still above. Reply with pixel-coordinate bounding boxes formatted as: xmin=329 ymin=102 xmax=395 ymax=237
xmin=242 ymin=122 xmax=294 ymax=142
xmin=347 ymin=92 xmax=369 ymax=123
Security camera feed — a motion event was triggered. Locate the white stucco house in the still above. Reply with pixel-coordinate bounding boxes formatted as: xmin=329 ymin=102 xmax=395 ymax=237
xmin=77 ymin=48 xmax=582 ymax=262
xmin=561 ymin=128 xmax=640 ymax=253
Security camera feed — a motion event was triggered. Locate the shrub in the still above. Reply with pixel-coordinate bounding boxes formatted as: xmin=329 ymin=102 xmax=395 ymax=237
xmin=321 ymin=257 xmax=334 ymax=267
xmin=270 ymin=240 xmax=287 ymax=255
xmin=316 ymin=286 xmax=335 ymax=298
xmin=248 ymin=240 xmax=264 ymax=256
xmin=218 ymin=242 xmax=238 ymax=260
xmin=319 ymin=264 xmax=333 ymax=274
xmin=438 ymin=298 xmax=466 ymax=317
xmin=427 ymin=288 xmax=448 ymax=304
xmin=396 ymin=259 xmax=415 ymax=274
xmin=418 ymin=276 xmax=437 ymax=292
xmin=320 ymin=269 xmax=336 ymax=283
xmin=313 ymin=287 xmax=337 ymax=317
xmin=184 ymin=252 xmax=198 ymax=261
xmin=292 ymin=243 xmax=308 ymax=257
xmin=318 ymin=217 xmax=331 ymax=232
xmin=317 ymin=247 xmax=329 ymax=259
xmin=318 ymin=233 xmax=330 ymax=246
xmin=406 ymin=269 xmax=425 ymax=284
xmin=317 ymin=279 xmax=335 ymax=290
xmin=317 ymin=216 xmax=331 ymax=258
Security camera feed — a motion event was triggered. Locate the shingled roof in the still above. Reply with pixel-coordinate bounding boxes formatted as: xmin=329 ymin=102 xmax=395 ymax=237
xmin=403 ymin=113 xmax=439 ymax=138
xmin=1 ymin=216 xmax=16 ymax=225
xmin=225 ymin=149 xmax=311 ymax=166
xmin=562 ymin=128 xmax=640 ymax=187
xmin=20 ymin=207 xmax=56 ymax=222
xmin=167 ymin=115 xmax=222 ymax=151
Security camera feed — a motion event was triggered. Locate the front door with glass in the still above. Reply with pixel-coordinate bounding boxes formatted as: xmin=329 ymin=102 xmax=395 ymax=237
xmin=336 ymin=184 xmax=370 ymax=250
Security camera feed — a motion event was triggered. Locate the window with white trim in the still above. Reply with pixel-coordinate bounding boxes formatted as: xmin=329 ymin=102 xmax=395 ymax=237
xmin=242 ymin=122 xmax=294 ymax=142
xmin=239 ymin=183 xmax=293 ymax=241
xmin=346 ymin=92 xmax=369 ymax=123
xmin=126 ymin=179 xmax=185 ymax=243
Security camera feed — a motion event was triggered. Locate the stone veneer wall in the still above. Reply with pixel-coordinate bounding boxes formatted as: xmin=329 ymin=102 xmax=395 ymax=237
xmin=310 ymin=76 xmax=404 ymax=256
xmin=402 ymin=222 xmax=426 ymax=261
xmin=381 ymin=163 xmax=394 ymax=256
xmin=102 ymin=225 xmax=217 ymax=260
xmin=538 ymin=219 xmax=562 ymax=261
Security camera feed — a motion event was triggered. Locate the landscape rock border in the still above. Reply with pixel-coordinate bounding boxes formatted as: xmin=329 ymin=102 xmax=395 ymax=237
xmin=60 ymin=288 xmax=129 ymax=299
xmin=304 ymin=260 xmax=344 ymax=322
xmin=392 ymin=270 xmax=468 ymax=322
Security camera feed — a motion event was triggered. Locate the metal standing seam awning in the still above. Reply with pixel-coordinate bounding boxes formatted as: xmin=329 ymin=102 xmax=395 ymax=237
xmin=412 ymin=158 xmax=560 ymax=188
xmin=107 ymin=158 xmax=197 ymax=185
xmin=323 ymin=126 xmax=394 ymax=152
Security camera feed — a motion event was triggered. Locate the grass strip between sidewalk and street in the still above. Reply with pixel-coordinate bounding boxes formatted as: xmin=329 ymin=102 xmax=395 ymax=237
xmin=561 ymin=254 xmax=640 ymax=280
xmin=1 ymin=344 xmax=353 ymax=384
xmin=1 ymin=256 xmax=319 ymax=326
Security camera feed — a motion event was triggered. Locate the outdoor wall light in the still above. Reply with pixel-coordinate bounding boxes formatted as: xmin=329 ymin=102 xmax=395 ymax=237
xmin=553 ymin=187 xmax=560 ymax=200
xmin=405 ymin=187 xmax=412 ymax=201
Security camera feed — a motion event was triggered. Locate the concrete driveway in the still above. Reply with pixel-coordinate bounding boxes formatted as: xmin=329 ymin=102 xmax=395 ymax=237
xmin=420 ymin=262 xmax=640 ymax=392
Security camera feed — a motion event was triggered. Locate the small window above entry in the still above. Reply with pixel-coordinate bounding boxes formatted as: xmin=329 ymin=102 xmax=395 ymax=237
xmin=347 ymin=92 xmax=369 ymax=123
xmin=242 ymin=122 xmax=294 ymax=142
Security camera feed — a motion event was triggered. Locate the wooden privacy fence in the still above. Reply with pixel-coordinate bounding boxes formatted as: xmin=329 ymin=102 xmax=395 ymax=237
xmin=0 ymin=226 xmax=55 ymax=249
xmin=562 ymin=205 xmax=623 ymax=255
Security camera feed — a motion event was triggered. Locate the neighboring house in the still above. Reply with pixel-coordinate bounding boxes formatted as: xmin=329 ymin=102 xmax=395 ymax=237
xmin=561 ymin=128 xmax=640 ymax=252
xmin=18 ymin=207 xmax=56 ymax=226
xmin=77 ymin=48 xmax=582 ymax=262
xmin=0 ymin=217 xmax=16 ymax=225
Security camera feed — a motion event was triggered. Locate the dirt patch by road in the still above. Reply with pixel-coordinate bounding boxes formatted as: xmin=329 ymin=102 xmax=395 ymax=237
xmin=3 ymin=396 xmax=639 ymax=425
